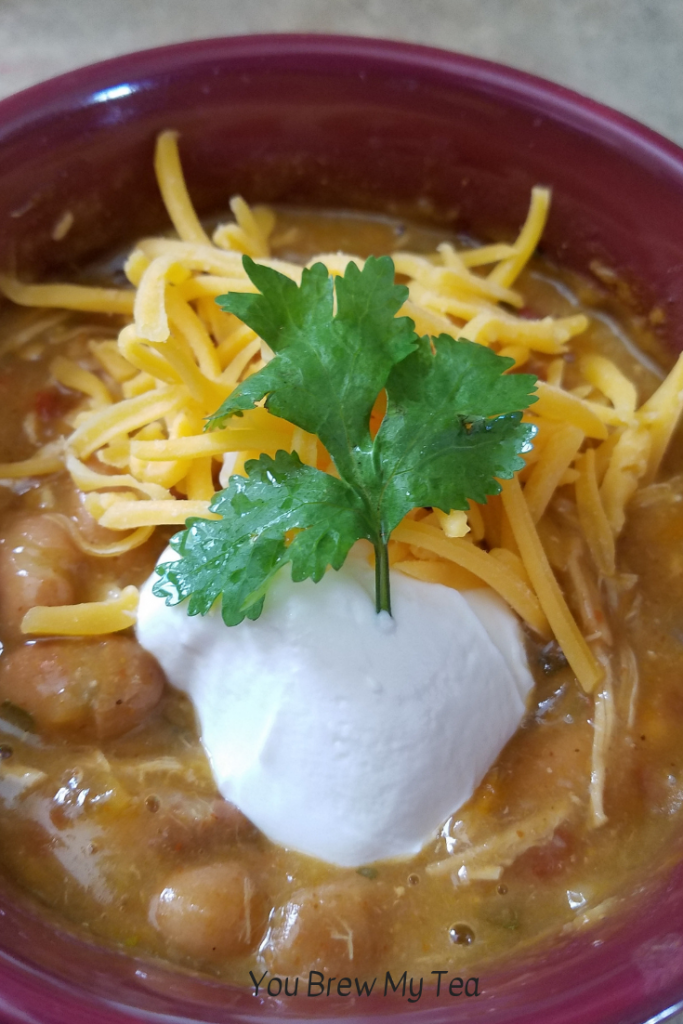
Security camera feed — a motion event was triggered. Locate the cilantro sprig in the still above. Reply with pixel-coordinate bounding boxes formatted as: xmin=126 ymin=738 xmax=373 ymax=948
xmin=153 ymin=255 xmax=537 ymax=624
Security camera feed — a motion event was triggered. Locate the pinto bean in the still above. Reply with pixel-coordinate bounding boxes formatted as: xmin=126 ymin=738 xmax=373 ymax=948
xmin=262 ymin=876 xmax=384 ymax=977
xmin=0 ymin=515 xmax=82 ymax=632
xmin=0 ymin=636 xmax=165 ymax=739
xmin=148 ymin=795 xmax=258 ymax=855
xmin=150 ymin=862 xmax=267 ymax=962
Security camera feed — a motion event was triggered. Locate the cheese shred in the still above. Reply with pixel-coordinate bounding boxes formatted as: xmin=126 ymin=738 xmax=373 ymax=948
xmin=21 ymin=586 xmax=139 ymax=636
xmin=501 ymin=477 xmax=603 ymax=693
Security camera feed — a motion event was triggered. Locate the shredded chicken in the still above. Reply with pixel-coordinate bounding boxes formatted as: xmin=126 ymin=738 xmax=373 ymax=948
xmin=588 ymin=647 xmax=615 ymax=827
xmin=0 ymin=762 xmax=47 ymax=806
xmin=619 ymin=644 xmax=640 ymax=731
xmin=330 ymin=916 xmax=355 ymax=961
xmin=427 ymin=797 xmax=574 ymax=880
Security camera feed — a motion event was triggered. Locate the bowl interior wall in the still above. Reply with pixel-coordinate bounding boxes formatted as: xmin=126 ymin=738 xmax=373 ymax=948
xmin=2 ymin=41 xmax=683 ymax=354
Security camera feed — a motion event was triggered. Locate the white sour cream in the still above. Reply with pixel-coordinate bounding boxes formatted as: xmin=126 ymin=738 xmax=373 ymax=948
xmin=137 ymin=548 xmax=534 ymax=867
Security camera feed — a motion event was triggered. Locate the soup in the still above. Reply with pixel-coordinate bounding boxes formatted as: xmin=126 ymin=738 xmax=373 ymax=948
xmin=0 ymin=132 xmax=680 ymax=989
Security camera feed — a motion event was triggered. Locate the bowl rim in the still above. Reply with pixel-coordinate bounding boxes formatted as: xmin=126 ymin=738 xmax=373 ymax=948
xmin=1 ymin=30 xmax=683 ymax=1024
xmin=2 ymin=31 xmax=683 ymax=186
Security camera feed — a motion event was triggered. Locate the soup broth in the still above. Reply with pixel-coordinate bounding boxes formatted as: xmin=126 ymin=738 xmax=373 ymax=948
xmin=0 ymin=206 xmax=680 ymax=987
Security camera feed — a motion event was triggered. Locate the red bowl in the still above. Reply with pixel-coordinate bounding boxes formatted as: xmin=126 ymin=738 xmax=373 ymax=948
xmin=1 ymin=33 xmax=683 ymax=1024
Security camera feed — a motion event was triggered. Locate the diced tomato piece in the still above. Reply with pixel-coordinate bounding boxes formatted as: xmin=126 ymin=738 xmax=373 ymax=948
xmin=33 ymin=387 xmax=74 ymax=422
xmin=515 ymin=826 xmax=575 ymax=879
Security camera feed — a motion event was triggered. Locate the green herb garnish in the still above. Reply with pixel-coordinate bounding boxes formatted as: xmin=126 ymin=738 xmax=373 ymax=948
xmin=153 ymin=255 xmax=537 ymax=624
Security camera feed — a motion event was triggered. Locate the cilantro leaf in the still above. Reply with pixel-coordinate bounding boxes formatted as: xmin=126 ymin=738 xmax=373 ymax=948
xmin=366 ymin=335 xmax=537 ymax=535
xmin=207 ymin=256 xmax=417 ymax=482
xmin=155 ymin=257 xmax=538 ymax=623
xmin=153 ymin=450 xmax=370 ymax=626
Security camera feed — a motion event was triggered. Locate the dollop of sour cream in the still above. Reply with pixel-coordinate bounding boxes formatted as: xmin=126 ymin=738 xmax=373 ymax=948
xmin=137 ymin=547 xmax=534 ymax=867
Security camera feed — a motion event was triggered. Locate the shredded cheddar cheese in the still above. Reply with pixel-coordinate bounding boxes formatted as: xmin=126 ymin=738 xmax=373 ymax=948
xmin=0 ymin=443 xmax=65 ymax=479
xmin=98 ymin=500 xmax=219 ymax=529
xmin=21 ymin=586 xmax=139 ymax=636
xmin=3 ymin=129 xmax=683 ymax=830
xmin=501 ymin=476 xmax=603 ymax=692
xmin=0 ymin=276 xmax=135 ymax=315
xmin=523 ymin=424 xmax=585 ymax=524
xmin=154 ymin=130 xmax=213 ymax=247
xmin=393 ymin=519 xmax=550 ymax=637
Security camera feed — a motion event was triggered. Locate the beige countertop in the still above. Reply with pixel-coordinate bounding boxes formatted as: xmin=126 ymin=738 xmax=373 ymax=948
xmin=0 ymin=0 xmax=682 ymax=146
xmin=0 ymin=4 xmax=682 ymax=1024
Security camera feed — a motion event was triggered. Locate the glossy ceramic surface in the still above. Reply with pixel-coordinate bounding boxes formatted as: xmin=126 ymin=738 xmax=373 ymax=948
xmin=0 ymin=33 xmax=683 ymax=1024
